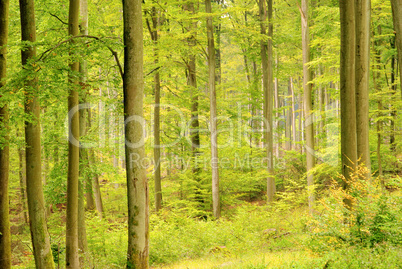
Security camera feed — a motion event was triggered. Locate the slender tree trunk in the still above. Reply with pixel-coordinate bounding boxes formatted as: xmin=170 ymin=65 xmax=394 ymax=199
xmin=66 ymin=0 xmax=80 ymax=267
xmin=260 ymin=0 xmax=275 ymax=202
xmin=214 ymin=0 xmax=222 ymax=85
xmin=0 ymin=1 xmax=11 ymax=266
xmin=85 ymin=109 xmax=95 ymax=211
xmin=391 ymin=0 xmax=402 ymax=98
xmin=274 ymin=72 xmax=280 ymax=157
xmin=123 ymin=0 xmax=149 ymax=267
xmin=78 ymin=0 xmax=88 ymax=262
xmin=17 ymin=135 xmax=28 ymax=224
xmin=184 ymin=2 xmax=202 ymax=205
xmin=286 ymin=78 xmax=292 ymax=151
xmin=301 ymin=0 xmax=315 ymax=213
xmin=148 ymin=6 xmax=162 ymax=212
xmin=355 ymin=0 xmax=371 ymax=175
xmin=206 ymin=0 xmax=220 ymax=219
xmin=373 ymin=28 xmax=383 ymax=178
xmin=291 ymin=78 xmax=297 ymax=150
xmin=20 ymin=0 xmax=55 ymax=267
xmin=88 ymin=148 xmax=103 ymax=218
xmin=340 ymin=0 xmax=357 ymax=206
xmin=390 ymin=36 xmax=397 ymax=153
xmin=318 ymin=66 xmax=326 ymax=146
xmin=267 ymin=0 xmax=275 ymax=199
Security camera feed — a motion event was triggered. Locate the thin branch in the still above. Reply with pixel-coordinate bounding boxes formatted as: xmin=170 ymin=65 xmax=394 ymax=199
xmin=145 ymin=66 xmax=161 ymax=77
xmin=38 ymin=35 xmax=124 ymax=79
xmin=49 ymin=12 xmax=68 ymax=25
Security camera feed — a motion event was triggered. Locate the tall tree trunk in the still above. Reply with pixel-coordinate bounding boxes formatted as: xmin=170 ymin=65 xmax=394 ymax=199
xmin=373 ymin=26 xmax=383 ymax=178
xmin=0 ymin=0 xmax=11 ymax=266
xmin=66 ymin=0 xmax=80 ymax=267
xmin=85 ymin=109 xmax=95 ymax=211
xmin=88 ymin=148 xmax=103 ymax=218
xmin=78 ymin=0 xmax=88 ymax=262
xmin=184 ymin=2 xmax=202 ymax=205
xmin=301 ymin=0 xmax=315 ymax=213
xmin=148 ymin=6 xmax=162 ymax=212
xmin=340 ymin=0 xmax=357 ymax=205
xmin=123 ymin=0 xmax=149 ymax=267
xmin=260 ymin=0 xmax=275 ymax=202
xmin=291 ymin=78 xmax=297 ymax=150
xmin=318 ymin=66 xmax=326 ymax=146
xmin=391 ymin=0 xmax=402 ymax=98
xmin=285 ymin=78 xmax=292 ymax=151
xmin=206 ymin=0 xmax=220 ymax=219
xmin=214 ymin=0 xmax=222 ymax=85
xmin=267 ymin=0 xmax=274 ymax=199
xmin=355 ymin=0 xmax=371 ymax=175
xmin=20 ymin=0 xmax=55 ymax=267
xmin=390 ymin=36 xmax=397 ymax=153
xmin=17 ymin=134 xmax=28 ymax=224
xmin=274 ymin=72 xmax=280 ymax=157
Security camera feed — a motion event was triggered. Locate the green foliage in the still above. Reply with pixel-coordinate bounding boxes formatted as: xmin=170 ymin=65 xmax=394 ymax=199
xmin=308 ymin=166 xmax=402 ymax=253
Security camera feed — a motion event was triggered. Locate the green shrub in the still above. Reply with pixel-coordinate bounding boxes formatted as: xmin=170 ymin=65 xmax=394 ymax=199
xmin=308 ymin=165 xmax=402 ymax=252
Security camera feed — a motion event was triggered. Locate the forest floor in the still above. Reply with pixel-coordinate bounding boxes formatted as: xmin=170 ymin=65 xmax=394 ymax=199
xmin=9 ymin=172 xmax=402 ymax=269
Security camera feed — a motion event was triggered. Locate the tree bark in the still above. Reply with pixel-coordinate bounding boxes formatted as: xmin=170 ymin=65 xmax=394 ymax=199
xmin=206 ymin=0 xmax=220 ymax=219
xmin=390 ymin=36 xmax=397 ymax=153
xmin=301 ymin=0 xmax=315 ymax=213
xmin=20 ymin=0 xmax=55 ymax=267
xmin=259 ymin=0 xmax=275 ymax=202
xmin=148 ymin=6 xmax=162 ymax=212
xmin=286 ymin=78 xmax=292 ymax=151
xmin=391 ymin=0 xmax=402 ymax=98
xmin=78 ymin=0 xmax=88 ymax=263
xmin=183 ymin=2 xmax=202 ymax=205
xmin=123 ymin=0 xmax=149 ymax=267
xmin=355 ymin=0 xmax=371 ymax=175
xmin=340 ymin=0 xmax=357 ymax=205
xmin=17 ymin=135 xmax=28 ymax=224
xmin=66 ymin=0 xmax=80 ymax=267
xmin=372 ymin=26 xmax=383 ymax=178
xmin=88 ymin=148 xmax=103 ymax=218
xmin=0 ymin=0 xmax=11 ymax=266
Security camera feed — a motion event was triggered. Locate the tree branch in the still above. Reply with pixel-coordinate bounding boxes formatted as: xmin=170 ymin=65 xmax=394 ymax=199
xmin=49 ymin=12 xmax=68 ymax=25
xmin=38 ymin=35 xmax=124 ymax=79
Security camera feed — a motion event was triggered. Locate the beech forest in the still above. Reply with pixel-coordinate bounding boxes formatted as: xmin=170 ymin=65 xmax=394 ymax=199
xmin=0 ymin=0 xmax=401 ymax=268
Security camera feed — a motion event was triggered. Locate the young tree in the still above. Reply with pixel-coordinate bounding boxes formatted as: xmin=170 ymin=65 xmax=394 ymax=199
xmin=19 ymin=0 xmax=55 ymax=267
xmin=301 ymin=0 xmax=315 ymax=213
xmin=206 ymin=0 xmax=220 ymax=219
xmin=123 ymin=0 xmax=149 ymax=267
xmin=0 ymin=0 xmax=11 ymax=267
xmin=66 ymin=0 xmax=80 ymax=267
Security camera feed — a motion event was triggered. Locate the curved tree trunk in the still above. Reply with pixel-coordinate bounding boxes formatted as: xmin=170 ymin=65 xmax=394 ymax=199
xmin=0 ymin=0 xmax=11 ymax=266
xmin=66 ymin=0 xmax=80 ymax=267
xmin=123 ymin=0 xmax=149 ymax=267
xmin=20 ymin=0 xmax=55 ymax=267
